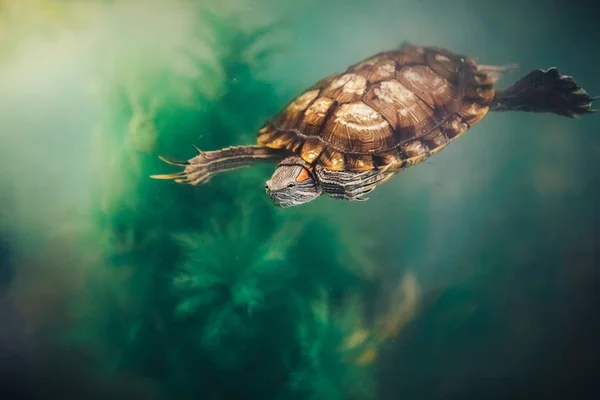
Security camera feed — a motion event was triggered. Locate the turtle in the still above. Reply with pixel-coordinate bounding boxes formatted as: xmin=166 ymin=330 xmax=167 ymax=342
xmin=151 ymin=43 xmax=597 ymax=208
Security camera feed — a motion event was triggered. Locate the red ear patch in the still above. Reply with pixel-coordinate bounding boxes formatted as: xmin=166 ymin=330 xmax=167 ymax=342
xmin=296 ymin=168 xmax=311 ymax=182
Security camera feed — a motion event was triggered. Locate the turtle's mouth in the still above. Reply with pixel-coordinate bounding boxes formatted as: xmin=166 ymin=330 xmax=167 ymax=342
xmin=266 ymin=187 xmax=323 ymax=208
xmin=266 ymin=188 xmax=295 ymax=208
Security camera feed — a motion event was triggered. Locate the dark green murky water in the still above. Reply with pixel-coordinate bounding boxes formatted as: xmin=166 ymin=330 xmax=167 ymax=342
xmin=1 ymin=1 xmax=599 ymax=399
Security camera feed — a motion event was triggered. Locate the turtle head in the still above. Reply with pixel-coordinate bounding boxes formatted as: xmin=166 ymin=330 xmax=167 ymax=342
xmin=266 ymin=156 xmax=322 ymax=208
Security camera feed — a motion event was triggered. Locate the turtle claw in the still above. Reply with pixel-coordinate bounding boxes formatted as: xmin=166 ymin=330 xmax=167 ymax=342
xmin=543 ymin=69 xmax=597 ymax=118
xmin=157 ymin=155 xmax=188 ymax=167
xmin=151 ymin=150 xmax=214 ymax=185
xmin=150 ymin=171 xmax=187 ymax=180
xmin=192 ymin=144 xmax=208 ymax=156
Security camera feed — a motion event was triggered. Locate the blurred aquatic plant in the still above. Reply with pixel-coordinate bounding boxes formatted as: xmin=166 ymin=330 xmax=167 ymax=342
xmin=60 ymin=0 xmax=292 ymax=385
xmin=288 ymin=273 xmax=421 ymax=400
xmin=57 ymin=1 xmax=362 ymax=398
xmin=169 ymin=201 xmax=305 ymax=367
xmin=374 ymin=272 xmax=421 ymax=341
xmin=290 ymin=290 xmax=375 ymax=400
xmin=2 ymin=1 xmax=422 ymax=399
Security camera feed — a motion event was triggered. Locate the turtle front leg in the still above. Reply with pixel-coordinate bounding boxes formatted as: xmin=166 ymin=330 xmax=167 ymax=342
xmin=315 ymin=164 xmax=394 ymax=201
xmin=151 ymin=145 xmax=289 ymax=185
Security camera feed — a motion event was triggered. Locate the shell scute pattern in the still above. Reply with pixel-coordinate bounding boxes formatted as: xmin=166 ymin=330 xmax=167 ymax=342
xmin=257 ymin=44 xmax=496 ymax=171
xmin=320 ymin=73 xmax=368 ymax=103
xmin=322 ymin=101 xmax=395 ymax=154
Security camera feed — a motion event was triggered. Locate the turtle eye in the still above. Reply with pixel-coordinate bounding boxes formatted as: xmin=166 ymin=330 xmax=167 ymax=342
xmin=287 ymin=183 xmax=295 ymax=189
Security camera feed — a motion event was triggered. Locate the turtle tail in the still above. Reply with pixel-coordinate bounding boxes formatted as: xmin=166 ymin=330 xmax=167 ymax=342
xmin=490 ymin=67 xmax=598 ymax=118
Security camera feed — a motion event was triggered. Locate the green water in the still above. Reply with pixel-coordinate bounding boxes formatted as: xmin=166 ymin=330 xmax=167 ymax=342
xmin=1 ymin=1 xmax=598 ymax=399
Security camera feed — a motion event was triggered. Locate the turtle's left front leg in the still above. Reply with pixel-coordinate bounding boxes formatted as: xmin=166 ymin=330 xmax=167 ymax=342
xmin=151 ymin=145 xmax=289 ymax=185
xmin=315 ymin=164 xmax=394 ymax=201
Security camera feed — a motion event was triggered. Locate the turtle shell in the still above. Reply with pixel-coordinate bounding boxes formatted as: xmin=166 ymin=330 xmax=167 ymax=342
xmin=257 ymin=43 xmax=496 ymax=171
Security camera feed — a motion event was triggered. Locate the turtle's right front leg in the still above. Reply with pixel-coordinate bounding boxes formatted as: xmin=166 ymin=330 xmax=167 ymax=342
xmin=315 ymin=164 xmax=394 ymax=201
xmin=151 ymin=145 xmax=289 ymax=185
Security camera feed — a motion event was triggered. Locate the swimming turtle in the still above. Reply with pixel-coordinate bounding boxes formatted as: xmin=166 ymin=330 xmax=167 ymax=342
xmin=151 ymin=43 xmax=597 ymax=208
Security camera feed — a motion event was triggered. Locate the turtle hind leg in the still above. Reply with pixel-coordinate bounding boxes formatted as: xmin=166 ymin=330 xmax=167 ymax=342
xmin=150 ymin=145 xmax=288 ymax=186
xmin=490 ymin=67 xmax=598 ymax=118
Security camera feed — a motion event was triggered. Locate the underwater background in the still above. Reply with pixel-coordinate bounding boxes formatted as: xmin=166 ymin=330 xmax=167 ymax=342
xmin=1 ymin=0 xmax=599 ymax=399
